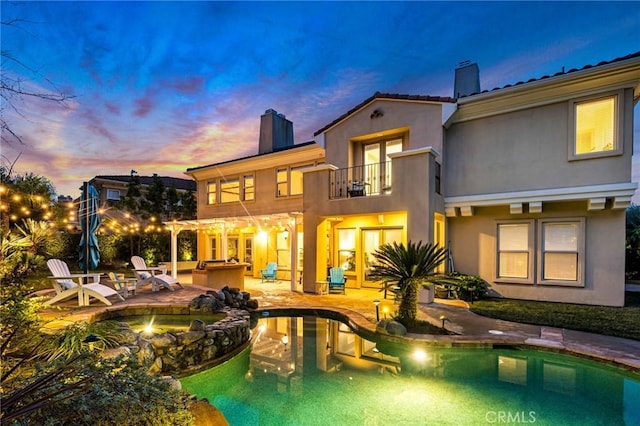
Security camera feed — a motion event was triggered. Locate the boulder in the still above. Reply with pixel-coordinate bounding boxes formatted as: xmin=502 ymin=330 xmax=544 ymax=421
xmin=101 ymin=346 xmax=131 ymax=359
xmin=137 ymin=339 xmax=156 ymax=365
xmin=385 ymin=320 xmax=407 ymax=336
xmin=177 ymin=331 xmax=205 ymax=346
xmin=149 ymin=333 xmax=178 ymax=349
xmin=376 ymin=319 xmax=407 ymax=336
xmin=189 ymin=319 xmax=206 ymax=331
xmin=189 ymin=399 xmax=229 ymax=426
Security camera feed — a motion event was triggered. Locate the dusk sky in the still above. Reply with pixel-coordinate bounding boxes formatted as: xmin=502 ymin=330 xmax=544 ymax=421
xmin=2 ymin=1 xmax=639 ymax=198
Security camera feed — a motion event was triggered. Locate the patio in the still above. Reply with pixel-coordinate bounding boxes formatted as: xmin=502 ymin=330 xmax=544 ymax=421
xmin=36 ymin=273 xmax=640 ymax=371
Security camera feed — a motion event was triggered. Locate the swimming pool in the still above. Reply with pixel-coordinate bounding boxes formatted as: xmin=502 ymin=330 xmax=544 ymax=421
xmin=181 ymin=316 xmax=640 ymax=425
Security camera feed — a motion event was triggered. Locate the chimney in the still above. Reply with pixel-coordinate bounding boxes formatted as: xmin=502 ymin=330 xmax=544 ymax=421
xmin=453 ymin=61 xmax=480 ymax=99
xmin=258 ymin=109 xmax=294 ymax=154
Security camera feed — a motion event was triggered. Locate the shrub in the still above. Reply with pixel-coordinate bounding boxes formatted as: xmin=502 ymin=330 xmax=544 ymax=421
xmin=5 ymin=355 xmax=194 ymax=426
xmin=39 ymin=320 xmax=128 ymax=361
xmin=97 ymin=233 xmax=121 ymax=266
xmin=626 ymin=205 xmax=640 ymax=280
xmin=449 ymin=272 xmax=489 ymax=302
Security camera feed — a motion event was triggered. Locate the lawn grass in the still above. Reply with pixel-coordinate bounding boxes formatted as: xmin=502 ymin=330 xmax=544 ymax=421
xmin=470 ymin=292 xmax=640 ymax=341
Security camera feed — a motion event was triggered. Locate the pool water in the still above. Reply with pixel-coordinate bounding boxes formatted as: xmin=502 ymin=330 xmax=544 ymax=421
xmin=181 ymin=316 xmax=640 ymax=426
xmin=116 ymin=313 xmax=225 ymax=334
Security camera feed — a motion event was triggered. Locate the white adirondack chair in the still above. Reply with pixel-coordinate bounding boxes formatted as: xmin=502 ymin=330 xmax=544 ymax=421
xmin=130 ymin=256 xmax=183 ymax=292
xmin=45 ymin=259 xmax=124 ymax=307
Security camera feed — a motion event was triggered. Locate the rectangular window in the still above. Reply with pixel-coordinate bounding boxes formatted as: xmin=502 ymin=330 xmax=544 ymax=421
xmin=227 ymin=236 xmax=239 ymax=261
xmin=210 ymin=237 xmax=217 ymax=259
xmin=497 ymin=222 xmax=533 ymax=283
xmin=207 ymin=182 xmax=216 ymax=205
xmin=570 ymin=93 xmax=621 ymax=160
xmin=106 ymin=189 xmax=120 ymax=201
xmin=538 ymin=219 xmax=584 ymax=286
xmin=338 ymin=228 xmax=356 ymax=272
xmin=220 ymin=178 xmax=240 ymax=203
xmin=243 ymin=175 xmax=254 ymax=201
xmin=290 ymin=166 xmax=305 ymax=195
xmin=276 ymin=168 xmax=288 ymax=197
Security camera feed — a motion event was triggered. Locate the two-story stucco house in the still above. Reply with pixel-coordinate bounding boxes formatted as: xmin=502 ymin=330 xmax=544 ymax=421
xmin=170 ymin=52 xmax=639 ymax=306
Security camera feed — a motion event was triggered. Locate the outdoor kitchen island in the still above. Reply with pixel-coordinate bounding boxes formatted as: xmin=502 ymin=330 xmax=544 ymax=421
xmin=191 ymin=261 xmax=249 ymax=290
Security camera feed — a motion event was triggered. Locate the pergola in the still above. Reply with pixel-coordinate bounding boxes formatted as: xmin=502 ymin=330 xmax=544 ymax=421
xmin=164 ymin=212 xmax=303 ymax=291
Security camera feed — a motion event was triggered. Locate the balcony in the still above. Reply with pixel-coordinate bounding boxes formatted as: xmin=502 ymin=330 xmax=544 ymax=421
xmin=329 ymin=162 xmax=392 ymax=199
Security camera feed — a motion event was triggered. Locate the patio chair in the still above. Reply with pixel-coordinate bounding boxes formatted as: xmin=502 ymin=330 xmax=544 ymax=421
xmin=131 ymin=256 xmax=183 ymax=292
xmin=45 ymin=259 xmax=124 ymax=307
xmin=327 ymin=267 xmax=347 ymax=294
xmin=260 ymin=262 xmax=278 ymax=282
xmin=107 ymin=272 xmax=138 ymax=299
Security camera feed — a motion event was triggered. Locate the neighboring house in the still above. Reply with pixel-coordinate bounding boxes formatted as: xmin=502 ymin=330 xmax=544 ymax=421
xmin=89 ymin=175 xmax=196 ymax=207
xmin=171 ymin=52 xmax=639 ymax=306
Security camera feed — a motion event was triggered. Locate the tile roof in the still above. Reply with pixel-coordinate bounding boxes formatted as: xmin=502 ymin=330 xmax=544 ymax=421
xmin=92 ymin=175 xmax=196 ymax=191
xmin=460 ymin=50 xmax=640 ymax=98
xmin=314 ymin=92 xmax=456 ymax=136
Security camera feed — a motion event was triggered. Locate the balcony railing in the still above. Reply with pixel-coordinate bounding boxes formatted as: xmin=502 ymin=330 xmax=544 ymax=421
xmin=329 ymin=162 xmax=392 ymax=199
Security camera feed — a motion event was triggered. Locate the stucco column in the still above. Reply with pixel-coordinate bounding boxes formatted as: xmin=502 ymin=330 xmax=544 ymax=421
xmin=289 ymin=217 xmax=299 ymax=292
xmin=302 ymin=165 xmax=334 ymax=293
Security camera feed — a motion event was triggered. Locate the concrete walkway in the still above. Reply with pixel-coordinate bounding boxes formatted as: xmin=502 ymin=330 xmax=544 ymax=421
xmin=37 ymin=274 xmax=640 ymax=372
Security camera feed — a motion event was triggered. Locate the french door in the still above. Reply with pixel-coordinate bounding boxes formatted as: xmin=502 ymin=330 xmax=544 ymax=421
xmin=362 ymin=228 xmax=402 ymax=288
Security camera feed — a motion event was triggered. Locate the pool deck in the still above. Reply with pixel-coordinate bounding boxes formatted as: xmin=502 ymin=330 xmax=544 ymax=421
xmin=37 ymin=274 xmax=640 ymax=372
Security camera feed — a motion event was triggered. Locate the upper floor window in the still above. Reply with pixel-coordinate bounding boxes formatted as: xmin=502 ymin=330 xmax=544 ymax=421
xmin=570 ymin=93 xmax=622 ymax=160
xmin=363 ymin=138 xmax=402 ymax=194
xmin=290 ymin=166 xmax=305 ymax=195
xmin=207 ymin=182 xmax=216 ymax=205
xmin=276 ymin=165 xmax=312 ymax=197
xmin=220 ymin=178 xmax=240 ymax=203
xmin=277 ymin=168 xmax=288 ymax=197
xmin=207 ymin=175 xmax=254 ymax=205
xmin=106 ymin=189 xmax=121 ymax=201
xmin=243 ymin=175 xmax=254 ymax=201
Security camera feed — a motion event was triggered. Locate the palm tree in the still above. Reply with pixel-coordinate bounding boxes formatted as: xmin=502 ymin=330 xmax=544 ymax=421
xmin=369 ymin=241 xmax=449 ymax=326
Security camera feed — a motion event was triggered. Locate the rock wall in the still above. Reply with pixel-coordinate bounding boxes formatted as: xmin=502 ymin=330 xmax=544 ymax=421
xmin=102 ymin=288 xmax=258 ymax=375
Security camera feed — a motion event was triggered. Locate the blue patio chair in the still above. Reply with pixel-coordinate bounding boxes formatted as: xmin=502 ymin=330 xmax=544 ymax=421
xmin=261 ymin=262 xmax=278 ymax=282
xmin=327 ymin=267 xmax=347 ymax=294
